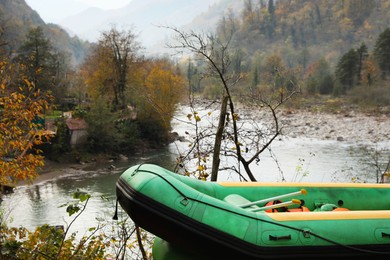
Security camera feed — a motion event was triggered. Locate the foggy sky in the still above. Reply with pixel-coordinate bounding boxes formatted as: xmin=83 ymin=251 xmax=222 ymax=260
xmin=25 ymin=0 xmax=133 ymax=23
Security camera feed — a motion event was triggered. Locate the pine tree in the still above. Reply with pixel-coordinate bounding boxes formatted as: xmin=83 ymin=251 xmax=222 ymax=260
xmin=17 ymin=27 xmax=55 ymax=91
xmin=266 ymin=0 xmax=276 ymax=39
xmin=335 ymin=48 xmax=359 ymax=94
xmin=373 ymin=28 xmax=390 ymax=79
xmin=356 ymin=43 xmax=368 ymax=85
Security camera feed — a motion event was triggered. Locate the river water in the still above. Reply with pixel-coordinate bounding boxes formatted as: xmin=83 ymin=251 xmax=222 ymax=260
xmin=1 ymin=149 xmax=176 ymax=235
xmin=1 ymin=107 xmax=389 ymax=236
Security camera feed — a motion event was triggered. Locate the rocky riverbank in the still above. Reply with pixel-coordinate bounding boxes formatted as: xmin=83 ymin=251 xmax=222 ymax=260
xmin=193 ymin=99 xmax=390 ymax=144
xmin=279 ymin=109 xmax=390 ymax=144
xmin=221 ymin=97 xmax=387 ymax=145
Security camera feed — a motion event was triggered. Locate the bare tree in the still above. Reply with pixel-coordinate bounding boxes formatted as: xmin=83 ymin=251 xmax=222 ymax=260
xmin=166 ymin=26 xmax=300 ymax=181
xmin=98 ymin=26 xmax=140 ymax=110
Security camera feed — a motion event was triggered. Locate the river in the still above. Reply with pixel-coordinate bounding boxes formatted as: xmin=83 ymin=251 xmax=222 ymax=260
xmin=1 ymin=105 xmax=389 ymax=237
xmin=1 ymin=149 xmax=176 ymax=235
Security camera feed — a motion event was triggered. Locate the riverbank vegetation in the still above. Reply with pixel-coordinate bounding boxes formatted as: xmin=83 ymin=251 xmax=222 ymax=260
xmin=1 ymin=0 xmax=390 ymax=259
xmin=2 ymin=1 xmax=390 ymax=167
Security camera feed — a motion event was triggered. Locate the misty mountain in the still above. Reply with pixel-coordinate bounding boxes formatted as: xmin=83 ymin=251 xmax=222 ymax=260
xmin=59 ymin=0 xmax=242 ymax=54
xmin=1 ymin=0 xmax=243 ymax=65
xmin=0 ymin=0 xmax=90 ymax=66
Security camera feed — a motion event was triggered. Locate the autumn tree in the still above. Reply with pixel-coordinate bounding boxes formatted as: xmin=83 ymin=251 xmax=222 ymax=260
xmin=82 ymin=28 xmax=184 ymax=153
xmin=360 ymin=58 xmax=379 ymax=87
xmin=305 ymin=58 xmax=334 ymax=94
xmin=262 ymin=54 xmax=287 ymax=88
xmin=81 ymin=45 xmax=113 ymax=102
xmin=80 ymin=27 xmax=141 ymax=153
xmin=82 ymin=58 xmax=142 ymax=154
xmin=0 ymin=61 xmax=54 ymax=185
xmin=137 ymin=59 xmax=186 ymax=143
xmin=97 ymin=26 xmax=140 ymax=111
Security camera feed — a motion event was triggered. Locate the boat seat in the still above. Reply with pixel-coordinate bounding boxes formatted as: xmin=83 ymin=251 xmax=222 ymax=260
xmin=223 ymin=194 xmax=260 ymax=211
xmin=314 ymin=204 xmax=350 ymax=212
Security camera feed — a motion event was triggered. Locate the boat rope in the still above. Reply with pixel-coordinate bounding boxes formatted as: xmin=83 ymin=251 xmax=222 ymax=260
xmin=130 ymin=166 xmax=390 ymax=256
xmin=112 ymin=198 xmax=119 ymax=220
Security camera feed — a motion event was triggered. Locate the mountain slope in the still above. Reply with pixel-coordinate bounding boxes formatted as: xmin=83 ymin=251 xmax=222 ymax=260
xmin=0 ymin=0 xmax=89 ymax=66
xmin=222 ymin=0 xmax=390 ymax=67
xmin=0 ymin=0 xmax=45 ymax=50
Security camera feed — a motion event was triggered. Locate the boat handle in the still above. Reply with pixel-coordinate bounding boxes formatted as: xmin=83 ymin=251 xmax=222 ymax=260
xmin=269 ymin=234 xmax=291 ymax=241
xmin=382 ymin=232 xmax=390 ymax=238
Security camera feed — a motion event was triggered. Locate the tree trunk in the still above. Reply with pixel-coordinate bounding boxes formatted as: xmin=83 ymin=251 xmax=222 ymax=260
xmin=211 ymin=95 xmax=228 ymax=181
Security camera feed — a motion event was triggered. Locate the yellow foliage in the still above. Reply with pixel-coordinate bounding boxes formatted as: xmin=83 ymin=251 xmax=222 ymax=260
xmin=81 ymin=46 xmax=115 ymax=101
xmin=339 ymin=17 xmax=354 ymax=33
xmin=143 ymin=61 xmax=186 ymax=129
xmin=232 ymin=113 xmax=240 ymax=121
xmin=0 ymin=66 xmax=54 ymax=185
xmin=363 ymin=20 xmax=373 ymax=31
xmin=361 ymin=59 xmax=380 ymax=86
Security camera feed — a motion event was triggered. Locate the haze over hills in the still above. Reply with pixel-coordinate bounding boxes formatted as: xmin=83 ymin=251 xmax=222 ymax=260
xmin=5 ymin=0 xmax=390 ymax=70
xmin=0 ymin=0 xmax=90 ymax=66
xmin=25 ymin=0 xmax=131 ymax=23
xmin=2 ymin=0 xmax=243 ymax=64
xmin=59 ymin=0 xmax=241 ymax=54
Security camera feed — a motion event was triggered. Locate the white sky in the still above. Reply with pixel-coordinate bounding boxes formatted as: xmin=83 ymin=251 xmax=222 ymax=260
xmin=70 ymin=0 xmax=131 ymax=9
xmin=25 ymin=0 xmax=133 ymax=23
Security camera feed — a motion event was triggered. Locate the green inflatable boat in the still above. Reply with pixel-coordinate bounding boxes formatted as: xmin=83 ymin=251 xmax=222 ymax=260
xmin=115 ymin=164 xmax=390 ymax=259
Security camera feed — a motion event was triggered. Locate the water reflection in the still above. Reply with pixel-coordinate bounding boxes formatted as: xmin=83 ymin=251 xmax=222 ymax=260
xmin=1 ymin=148 xmax=177 ymax=233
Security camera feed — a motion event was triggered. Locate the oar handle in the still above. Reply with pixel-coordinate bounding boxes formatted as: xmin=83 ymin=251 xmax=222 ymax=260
xmin=251 ymin=199 xmax=301 ymax=212
xmin=239 ymin=189 xmax=307 ymax=208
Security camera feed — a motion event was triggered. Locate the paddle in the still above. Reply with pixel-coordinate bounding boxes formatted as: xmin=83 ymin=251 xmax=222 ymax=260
xmin=238 ymin=189 xmax=307 ymax=208
xmin=250 ymin=199 xmax=302 ymax=212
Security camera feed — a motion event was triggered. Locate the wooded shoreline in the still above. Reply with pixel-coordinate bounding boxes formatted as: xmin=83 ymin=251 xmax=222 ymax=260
xmin=7 ymin=107 xmax=387 ymax=192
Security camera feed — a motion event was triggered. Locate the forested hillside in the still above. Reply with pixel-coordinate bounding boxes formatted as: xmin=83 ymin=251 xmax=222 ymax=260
xmin=217 ymin=0 xmax=390 ymax=67
xmin=0 ymin=0 xmax=89 ymax=66
xmin=185 ymin=0 xmax=390 ymax=106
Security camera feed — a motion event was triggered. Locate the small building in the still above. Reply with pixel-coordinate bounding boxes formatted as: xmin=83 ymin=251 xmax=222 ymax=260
xmin=65 ymin=118 xmax=88 ymax=147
